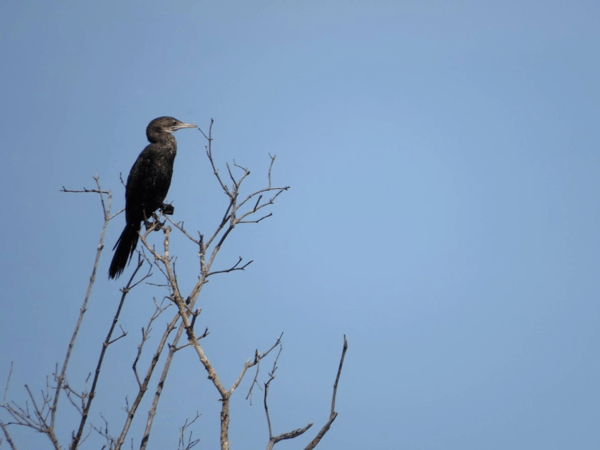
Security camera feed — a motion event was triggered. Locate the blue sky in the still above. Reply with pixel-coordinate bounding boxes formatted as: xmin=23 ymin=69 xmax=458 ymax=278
xmin=1 ymin=0 xmax=599 ymax=448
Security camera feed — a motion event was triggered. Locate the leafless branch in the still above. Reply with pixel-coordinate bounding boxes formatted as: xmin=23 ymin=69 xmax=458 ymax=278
xmin=56 ymin=177 xmax=113 ymax=441
xmin=164 ymin=217 xmax=200 ymax=245
xmin=263 ymin=346 xmax=314 ymax=450
xmin=200 ymin=119 xmax=230 ymax=197
xmin=231 ymin=334 xmax=284 ymax=396
xmin=207 ymin=257 xmax=253 ymax=276
xmin=304 ymin=335 xmax=349 ymax=450
xmin=116 ymin=305 xmax=182 ymax=449
xmin=0 ymin=177 xmax=117 ymax=449
xmin=269 ymin=423 xmax=314 ymax=450
xmin=60 ymin=187 xmax=110 ymax=195
xmin=91 ymin=413 xmax=116 ymax=449
xmin=264 ymin=346 xmax=282 ymax=438
xmin=178 ymin=412 xmax=201 ymax=450
xmin=3 ymin=362 xmax=13 ymax=403
xmin=0 ymin=421 xmax=16 ymax=450
xmin=133 ymin=298 xmax=172 ymax=387
xmin=70 ymin=258 xmax=146 ymax=449
xmin=267 ymin=153 xmax=276 ymax=188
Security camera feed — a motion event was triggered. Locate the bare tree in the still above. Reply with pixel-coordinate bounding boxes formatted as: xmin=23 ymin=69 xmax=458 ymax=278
xmin=1 ymin=120 xmax=348 ymax=449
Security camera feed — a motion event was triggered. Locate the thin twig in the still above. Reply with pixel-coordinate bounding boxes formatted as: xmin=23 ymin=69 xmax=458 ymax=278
xmin=304 ymin=335 xmax=349 ymax=450
xmin=56 ymin=177 xmax=112 ymax=443
xmin=178 ymin=412 xmax=201 ymax=450
xmin=3 ymin=362 xmax=13 ymax=402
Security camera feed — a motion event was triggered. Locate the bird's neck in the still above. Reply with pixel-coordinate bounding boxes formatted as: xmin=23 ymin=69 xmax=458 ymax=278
xmin=148 ymin=132 xmax=176 ymax=146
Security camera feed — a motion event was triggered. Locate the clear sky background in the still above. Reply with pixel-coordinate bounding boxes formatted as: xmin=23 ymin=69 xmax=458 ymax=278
xmin=1 ymin=1 xmax=599 ymax=449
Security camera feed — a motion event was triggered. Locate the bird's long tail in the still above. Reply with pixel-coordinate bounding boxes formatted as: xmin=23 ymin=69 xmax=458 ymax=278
xmin=109 ymin=223 xmax=140 ymax=279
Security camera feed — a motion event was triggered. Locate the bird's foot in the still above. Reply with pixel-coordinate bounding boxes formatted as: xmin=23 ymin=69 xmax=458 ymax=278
xmin=161 ymin=203 xmax=175 ymax=215
xmin=144 ymin=218 xmax=164 ymax=231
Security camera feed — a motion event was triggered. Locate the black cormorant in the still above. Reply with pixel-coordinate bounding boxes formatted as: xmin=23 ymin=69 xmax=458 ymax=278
xmin=109 ymin=116 xmax=197 ymax=279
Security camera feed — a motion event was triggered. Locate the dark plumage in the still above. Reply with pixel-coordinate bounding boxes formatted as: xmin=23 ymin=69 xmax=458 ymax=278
xmin=109 ymin=116 xmax=197 ymax=279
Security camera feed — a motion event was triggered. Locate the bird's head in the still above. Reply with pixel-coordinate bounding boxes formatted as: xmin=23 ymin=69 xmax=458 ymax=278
xmin=146 ymin=116 xmax=197 ymax=141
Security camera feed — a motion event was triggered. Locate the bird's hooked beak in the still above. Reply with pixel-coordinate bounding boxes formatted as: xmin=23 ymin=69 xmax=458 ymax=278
xmin=171 ymin=122 xmax=197 ymax=131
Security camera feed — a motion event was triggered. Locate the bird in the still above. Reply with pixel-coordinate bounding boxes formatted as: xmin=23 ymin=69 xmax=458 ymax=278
xmin=109 ymin=116 xmax=197 ymax=279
